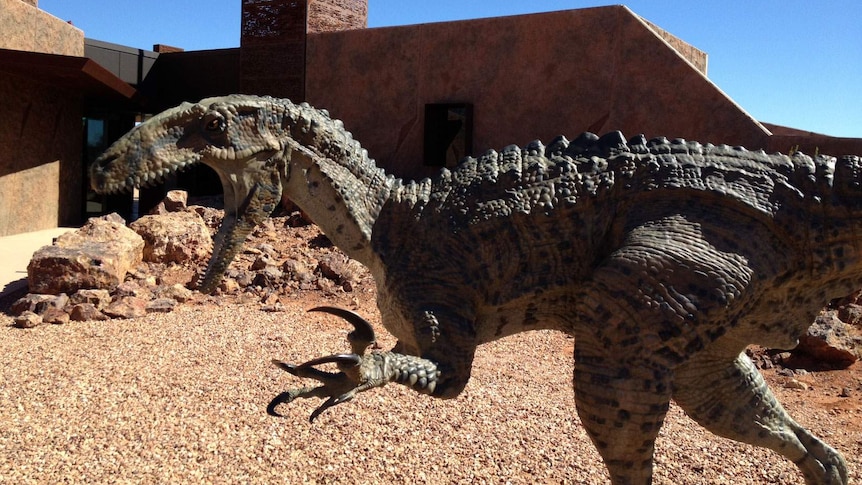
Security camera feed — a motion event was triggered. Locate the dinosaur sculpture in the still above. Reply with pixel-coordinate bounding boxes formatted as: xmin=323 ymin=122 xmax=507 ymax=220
xmin=90 ymin=95 xmax=852 ymax=484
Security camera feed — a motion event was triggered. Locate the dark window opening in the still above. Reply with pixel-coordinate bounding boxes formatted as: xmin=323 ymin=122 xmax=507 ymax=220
xmin=424 ymin=103 xmax=473 ymax=167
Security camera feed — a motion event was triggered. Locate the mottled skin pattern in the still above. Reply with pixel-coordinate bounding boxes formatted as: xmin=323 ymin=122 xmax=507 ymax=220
xmin=90 ymin=95 xmax=854 ymax=484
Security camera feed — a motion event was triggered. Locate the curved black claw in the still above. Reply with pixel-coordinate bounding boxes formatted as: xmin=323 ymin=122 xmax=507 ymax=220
xmin=266 ymin=385 xmax=350 ymax=421
xmin=269 ymin=357 xmax=365 ymax=422
xmin=309 ymin=306 xmax=377 ymax=354
xmin=310 ymin=392 xmax=357 ymax=422
xmin=266 ymin=390 xmax=297 ymax=417
xmin=296 ymin=353 xmax=361 ymax=369
xmin=269 ymin=308 xmax=384 ymax=422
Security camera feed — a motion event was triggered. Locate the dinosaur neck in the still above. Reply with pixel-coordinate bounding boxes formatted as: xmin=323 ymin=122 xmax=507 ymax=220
xmin=279 ymin=102 xmax=398 ymax=266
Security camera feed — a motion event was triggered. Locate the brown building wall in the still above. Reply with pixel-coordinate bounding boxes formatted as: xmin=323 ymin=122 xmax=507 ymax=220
xmin=0 ymin=0 xmax=83 ymax=56
xmin=0 ymin=0 xmax=85 ymax=236
xmin=306 ymin=6 xmax=770 ymax=178
xmin=0 ymin=74 xmax=83 ymax=235
xmin=641 ymin=19 xmax=708 ymax=75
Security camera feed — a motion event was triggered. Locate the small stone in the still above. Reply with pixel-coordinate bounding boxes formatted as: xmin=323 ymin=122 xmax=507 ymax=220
xmin=219 ymin=278 xmax=241 ymax=294
xmin=146 ymin=298 xmax=177 ymax=313
xmin=162 ymin=190 xmax=188 ymax=212
xmin=156 ymin=283 xmax=194 ymax=302
xmin=253 ymin=266 xmax=283 ymax=288
xmin=157 ymin=266 xmax=197 ymax=286
xmin=114 ymin=281 xmax=153 ymax=300
xmin=261 ymin=303 xmax=285 ymax=312
xmin=104 ymin=296 xmax=148 ymax=319
xmin=11 ymin=293 xmax=68 ymax=316
xmin=69 ymin=303 xmax=109 ymax=322
xmin=41 ymin=308 xmax=70 ymax=325
xmin=251 ymin=256 xmax=275 ymax=271
xmin=14 ymin=311 xmax=42 ymax=328
xmin=839 ymin=387 xmax=852 ymax=398
xmin=784 ymin=379 xmax=808 ymax=391
xmin=235 ymin=271 xmax=255 ymax=288
xmin=70 ymin=289 xmax=112 ymax=310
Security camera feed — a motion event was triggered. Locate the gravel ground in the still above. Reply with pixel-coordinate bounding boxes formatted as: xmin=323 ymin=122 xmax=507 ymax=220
xmin=1 ymin=286 xmax=859 ymax=484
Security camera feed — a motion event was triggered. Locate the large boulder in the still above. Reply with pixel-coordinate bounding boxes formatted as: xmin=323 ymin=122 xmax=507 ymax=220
xmin=781 ymin=305 xmax=862 ymax=370
xmin=803 ymin=309 xmax=861 ymax=362
xmin=27 ymin=216 xmax=144 ymax=294
xmin=130 ymin=211 xmax=213 ymax=264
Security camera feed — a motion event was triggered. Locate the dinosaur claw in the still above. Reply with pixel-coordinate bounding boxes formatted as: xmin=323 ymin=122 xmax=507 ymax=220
xmin=269 ymin=308 xmax=384 ymax=421
xmin=270 ymin=357 xmax=363 ymax=421
xmin=266 ymin=391 xmax=295 ymax=417
xmin=309 ymin=397 xmax=337 ymax=423
xmin=271 ymin=359 xmax=296 ymax=372
xmin=309 ymin=392 xmax=357 ymax=422
xmin=308 ymin=306 xmax=377 ymax=354
xmin=296 ymin=353 xmax=362 ymax=369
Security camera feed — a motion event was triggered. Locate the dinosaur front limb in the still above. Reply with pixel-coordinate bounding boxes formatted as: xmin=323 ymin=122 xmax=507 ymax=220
xmin=268 ymin=307 xmax=441 ymax=422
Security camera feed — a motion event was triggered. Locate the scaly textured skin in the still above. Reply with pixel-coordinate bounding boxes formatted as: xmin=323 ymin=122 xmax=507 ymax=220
xmin=91 ymin=95 xmax=855 ymax=484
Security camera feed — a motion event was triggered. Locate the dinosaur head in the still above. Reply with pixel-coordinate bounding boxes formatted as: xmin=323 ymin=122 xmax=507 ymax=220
xmin=90 ymin=95 xmax=292 ymax=293
xmin=90 ymin=95 xmax=287 ymax=192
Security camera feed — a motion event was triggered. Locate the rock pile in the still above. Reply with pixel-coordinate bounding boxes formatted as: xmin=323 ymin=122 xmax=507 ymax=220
xmin=10 ymin=190 xmax=369 ymax=328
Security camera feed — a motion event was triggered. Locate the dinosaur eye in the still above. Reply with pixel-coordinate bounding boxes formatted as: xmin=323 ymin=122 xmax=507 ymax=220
xmin=204 ymin=114 xmax=226 ymax=133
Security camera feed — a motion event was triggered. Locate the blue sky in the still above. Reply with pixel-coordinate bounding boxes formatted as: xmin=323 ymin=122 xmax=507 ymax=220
xmin=39 ymin=0 xmax=861 ymax=138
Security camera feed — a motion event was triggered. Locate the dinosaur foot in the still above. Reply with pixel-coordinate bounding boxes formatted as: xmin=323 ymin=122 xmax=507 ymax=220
xmin=267 ymin=354 xmax=370 ymax=422
xmin=267 ymin=306 xmax=442 ymax=422
xmin=268 ymin=307 xmax=388 ymax=422
xmin=794 ymin=427 xmax=848 ymax=485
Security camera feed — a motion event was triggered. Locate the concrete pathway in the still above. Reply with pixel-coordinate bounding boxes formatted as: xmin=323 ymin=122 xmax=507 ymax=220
xmin=0 ymin=227 xmax=75 ymax=299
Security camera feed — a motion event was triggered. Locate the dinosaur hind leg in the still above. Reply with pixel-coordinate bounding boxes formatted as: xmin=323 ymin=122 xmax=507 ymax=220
xmin=673 ymin=351 xmax=848 ymax=485
xmin=573 ymin=343 xmax=673 ymax=485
